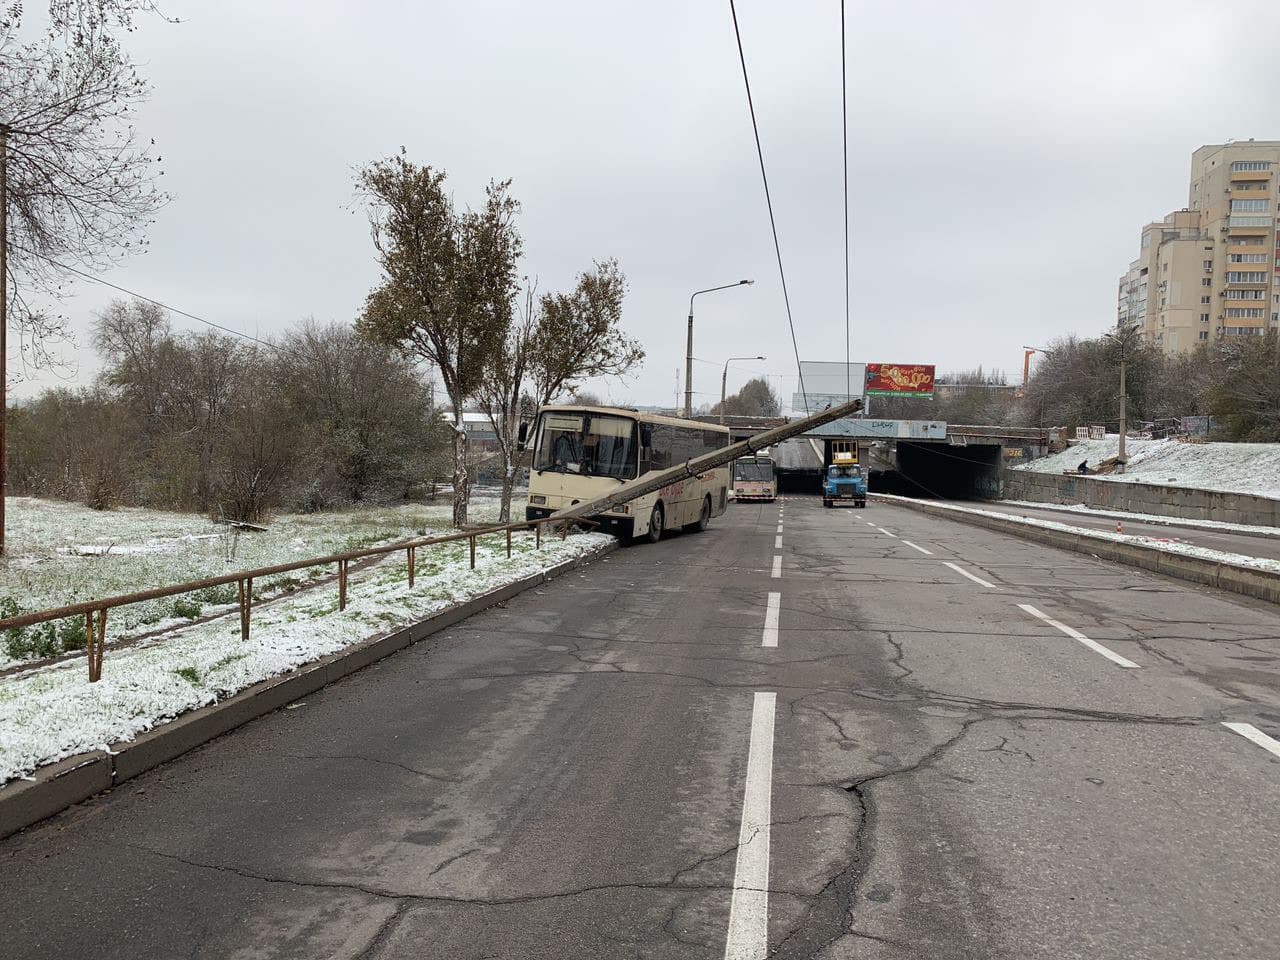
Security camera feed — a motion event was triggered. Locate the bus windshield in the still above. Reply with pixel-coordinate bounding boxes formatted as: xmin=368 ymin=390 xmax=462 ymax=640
xmin=734 ymin=460 xmax=774 ymax=482
xmin=831 ymin=465 xmax=862 ymax=478
xmin=534 ymin=412 xmax=639 ymax=480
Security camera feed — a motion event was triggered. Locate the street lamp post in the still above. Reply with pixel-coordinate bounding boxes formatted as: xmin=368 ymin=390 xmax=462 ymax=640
xmin=720 ymin=355 xmax=767 ymax=424
xmin=686 ymin=280 xmax=753 ymax=417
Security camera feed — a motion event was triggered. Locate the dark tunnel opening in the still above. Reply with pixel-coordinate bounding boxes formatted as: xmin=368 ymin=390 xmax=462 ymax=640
xmin=872 ymin=442 xmax=1003 ymax=500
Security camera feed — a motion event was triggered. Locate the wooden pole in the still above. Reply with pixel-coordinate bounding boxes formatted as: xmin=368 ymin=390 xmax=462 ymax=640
xmin=1 ymin=125 xmax=9 ymax=556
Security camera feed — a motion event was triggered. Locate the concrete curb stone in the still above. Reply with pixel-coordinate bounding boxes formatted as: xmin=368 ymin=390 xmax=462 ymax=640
xmin=0 ymin=538 xmax=617 ymax=839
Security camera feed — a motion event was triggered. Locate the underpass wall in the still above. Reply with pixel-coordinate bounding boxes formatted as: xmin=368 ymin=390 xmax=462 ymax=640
xmin=1001 ymin=469 xmax=1280 ymax=527
xmin=894 ymin=442 xmax=1003 ymax=499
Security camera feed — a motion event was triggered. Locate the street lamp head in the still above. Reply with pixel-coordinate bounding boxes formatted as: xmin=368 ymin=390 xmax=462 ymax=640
xmin=740 ymin=279 xmax=754 ymax=285
xmin=755 ymin=355 xmax=766 ymax=360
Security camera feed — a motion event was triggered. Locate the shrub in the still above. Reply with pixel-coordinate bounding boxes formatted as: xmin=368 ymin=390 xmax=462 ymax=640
xmin=172 ymin=598 xmax=202 ymax=619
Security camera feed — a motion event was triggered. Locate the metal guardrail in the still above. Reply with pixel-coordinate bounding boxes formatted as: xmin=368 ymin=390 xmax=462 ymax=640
xmin=0 ymin=516 xmax=584 ymax=683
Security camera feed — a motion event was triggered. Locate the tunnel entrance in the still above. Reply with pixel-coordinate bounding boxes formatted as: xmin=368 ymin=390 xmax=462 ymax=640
xmin=880 ymin=441 xmax=1003 ymax=500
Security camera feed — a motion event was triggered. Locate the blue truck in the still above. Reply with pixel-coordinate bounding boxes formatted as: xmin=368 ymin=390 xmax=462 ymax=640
xmin=822 ymin=453 xmax=866 ymax=508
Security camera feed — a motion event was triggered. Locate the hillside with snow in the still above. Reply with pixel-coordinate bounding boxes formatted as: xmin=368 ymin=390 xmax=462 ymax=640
xmin=1013 ymin=437 xmax=1280 ymax=499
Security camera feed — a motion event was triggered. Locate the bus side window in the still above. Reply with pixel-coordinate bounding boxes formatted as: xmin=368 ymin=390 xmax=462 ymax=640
xmin=648 ymin=424 xmax=672 ymax=471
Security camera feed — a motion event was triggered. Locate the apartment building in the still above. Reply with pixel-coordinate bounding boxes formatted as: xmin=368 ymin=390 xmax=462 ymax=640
xmin=1117 ymin=140 xmax=1280 ymax=353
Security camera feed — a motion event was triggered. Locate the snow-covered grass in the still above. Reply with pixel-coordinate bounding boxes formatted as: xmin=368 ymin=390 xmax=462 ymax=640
xmin=1014 ymin=437 xmax=1280 ymax=499
xmin=0 ymin=496 xmax=507 ymax=668
xmin=0 ymin=528 xmax=611 ymax=785
xmin=877 ymin=493 xmax=1280 ymax=572
xmin=998 ymin=500 xmax=1280 ymax=538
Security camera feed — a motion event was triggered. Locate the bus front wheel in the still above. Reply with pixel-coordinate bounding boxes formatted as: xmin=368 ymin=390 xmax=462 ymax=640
xmin=642 ymin=503 xmax=664 ymax=544
xmin=684 ymin=495 xmax=712 ymax=533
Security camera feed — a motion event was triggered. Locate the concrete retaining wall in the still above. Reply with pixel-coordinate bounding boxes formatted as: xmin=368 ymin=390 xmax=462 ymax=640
xmin=0 ymin=539 xmax=617 ymax=840
xmin=1001 ymin=469 xmax=1280 ymax=527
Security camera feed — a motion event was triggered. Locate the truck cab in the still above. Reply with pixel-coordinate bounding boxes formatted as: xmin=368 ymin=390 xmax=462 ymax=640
xmin=822 ymin=453 xmax=866 ymax=508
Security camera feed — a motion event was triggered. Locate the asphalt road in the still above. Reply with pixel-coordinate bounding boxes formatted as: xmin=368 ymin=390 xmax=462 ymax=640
xmin=3 ymin=496 xmax=1280 ymax=958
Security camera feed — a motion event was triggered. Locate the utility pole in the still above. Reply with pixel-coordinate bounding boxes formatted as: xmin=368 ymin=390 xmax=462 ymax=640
xmin=1117 ymin=351 xmax=1127 ymax=475
xmin=1 ymin=124 xmax=8 ymax=556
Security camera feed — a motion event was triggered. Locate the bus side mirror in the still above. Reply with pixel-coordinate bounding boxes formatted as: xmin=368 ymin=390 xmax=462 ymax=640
xmin=516 ymin=421 xmax=529 ymax=450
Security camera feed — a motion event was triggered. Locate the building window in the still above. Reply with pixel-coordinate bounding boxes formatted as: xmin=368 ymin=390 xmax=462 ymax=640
xmin=1203 ymin=278 xmax=1213 ymax=286
xmin=1232 ymin=199 xmax=1270 ymax=213
xmin=1201 ymin=313 xmax=1211 ymax=322
xmin=1233 ymin=161 xmax=1273 ymax=172
xmin=1229 ymin=216 xmax=1273 ymax=227
xmin=1204 ymin=259 xmax=1213 ymax=270
xmin=1225 ymin=308 xmax=1266 ymax=318
xmin=1227 ymin=271 xmax=1268 ymax=283
xmin=1201 ymin=295 xmax=1211 ymax=303
xmin=1225 ymin=289 xmax=1267 ymax=299
xmin=1230 ymin=253 xmax=1269 ymax=262
xmin=1233 ymin=236 xmax=1266 ymax=245
xmin=1162 ymin=262 xmax=1169 ymax=272
xmin=1200 ymin=331 xmax=1209 ymax=340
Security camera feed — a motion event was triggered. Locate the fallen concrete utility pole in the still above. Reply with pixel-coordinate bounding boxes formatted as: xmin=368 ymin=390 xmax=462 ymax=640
xmin=550 ymin=396 xmax=863 ymax=525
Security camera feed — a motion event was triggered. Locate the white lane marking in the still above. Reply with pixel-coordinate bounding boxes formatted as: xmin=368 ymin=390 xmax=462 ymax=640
xmin=901 ymin=540 xmax=933 ymax=555
xmin=774 ymin=535 xmax=782 ymax=549
xmin=771 ymin=555 xmax=782 ymax=579
xmin=1223 ymin=722 xmax=1280 ymax=760
xmin=876 ymin=527 xmax=897 ymax=538
xmin=724 ymin=692 xmax=776 ymax=960
xmin=776 ymin=524 xmax=783 ymax=534
xmin=942 ymin=561 xmax=995 ymax=589
xmin=1017 ymin=604 xmax=1140 ymax=669
xmin=865 ymin=521 xmax=876 ymax=527
xmin=762 ymin=592 xmax=780 ymax=648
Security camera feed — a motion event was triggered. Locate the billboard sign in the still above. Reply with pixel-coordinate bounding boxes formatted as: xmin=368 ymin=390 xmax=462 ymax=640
xmin=864 ymin=363 xmax=935 ymax=398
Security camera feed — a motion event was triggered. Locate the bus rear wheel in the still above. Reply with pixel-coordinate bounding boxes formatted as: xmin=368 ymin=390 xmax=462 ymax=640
xmin=684 ymin=495 xmax=712 ymax=533
xmin=641 ymin=503 xmax=664 ymax=544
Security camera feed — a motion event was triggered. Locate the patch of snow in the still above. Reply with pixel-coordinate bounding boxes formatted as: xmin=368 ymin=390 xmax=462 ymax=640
xmin=1014 ymin=438 xmax=1280 ymax=499
xmin=0 ymin=529 xmax=611 ymax=785
xmin=997 ymin=500 xmax=1280 ymax=538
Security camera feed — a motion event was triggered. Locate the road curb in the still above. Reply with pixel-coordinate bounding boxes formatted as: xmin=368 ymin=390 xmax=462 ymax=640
xmin=874 ymin=495 xmax=1280 ymax=605
xmin=0 ymin=538 xmax=617 ymax=839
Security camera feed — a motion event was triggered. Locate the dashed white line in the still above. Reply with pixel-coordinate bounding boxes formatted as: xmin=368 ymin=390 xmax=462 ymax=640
xmin=942 ymin=562 xmax=996 ymax=589
xmin=774 ymin=535 xmax=782 ymax=549
xmin=901 ymin=540 xmax=933 ymax=555
xmin=1223 ymin=722 xmax=1280 ymax=760
xmin=876 ymin=527 xmax=897 ymax=538
xmin=776 ymin=524 xmax=783 ymax=534
xmin=724 ymin=692 xmax=776 ymax=960
xmin=771 ymin=555 xmax=782 ymax=579
xmin=762 ymin=592 xmax=780 ymax=648
xmin=1017 ymin=603 xmax=1140 ymax=669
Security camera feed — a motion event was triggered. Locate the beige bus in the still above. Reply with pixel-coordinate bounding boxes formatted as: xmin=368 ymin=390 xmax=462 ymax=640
xmin=524 ymin=405 xmax=730 ymax=543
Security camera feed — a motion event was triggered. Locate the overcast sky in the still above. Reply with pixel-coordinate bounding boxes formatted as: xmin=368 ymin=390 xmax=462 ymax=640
xmin=14 ymin=0 xmax=1280 ymax=410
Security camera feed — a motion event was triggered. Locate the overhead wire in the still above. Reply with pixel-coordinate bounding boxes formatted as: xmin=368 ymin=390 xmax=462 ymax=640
xmin=841 ymin=0 xmax=851 ymax=403
xmin=728 ymin=0 xmax=809 ymax=414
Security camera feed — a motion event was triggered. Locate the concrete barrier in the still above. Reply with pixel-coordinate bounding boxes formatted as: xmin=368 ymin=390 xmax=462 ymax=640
xmin=0 ymin=539 xmax=617 ymax=840
xmin=1001 ymin=468 xmax=1280 ymax=527
xmin=875 ymin=495 xmax=1280 ymax=606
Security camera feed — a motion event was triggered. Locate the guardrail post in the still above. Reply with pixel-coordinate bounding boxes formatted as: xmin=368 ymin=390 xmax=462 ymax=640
xmin=407 ymin=546 xmax=416 ymax=588
xmin=535 ymin=523 xmax=541 ymax=550
xmin=469 ymin=535 xmax=476 ymax=570
xmin=338 ymin=559 xmax=348 ymax=611
xmin=237 ymin=578 xmax=252 ymax=640
xmin=85 ymin=608 xmax=106 ymax=682
xmin=506 ymin=527 xmax=512 ymax=559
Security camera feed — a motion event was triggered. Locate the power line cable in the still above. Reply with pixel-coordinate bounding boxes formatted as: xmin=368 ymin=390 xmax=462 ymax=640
xmin=16 ymin=247 xmax=283 ymax=350
xmin=728 ymin=0 xmax=809 ymax=414
xmin=841 ymin=0 xmax=851 ymax=403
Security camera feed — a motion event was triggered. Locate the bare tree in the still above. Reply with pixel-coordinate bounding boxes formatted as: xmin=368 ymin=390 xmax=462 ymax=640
xmin=476 ymin=284 xmax=536 ymax=523
xmin=356 ymin=152 xmax=519 ymax=527
xmin=527 ymin=259 xmax=642 ymax=405
xmin=2 ymin=1 xmax=169 ymax=373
